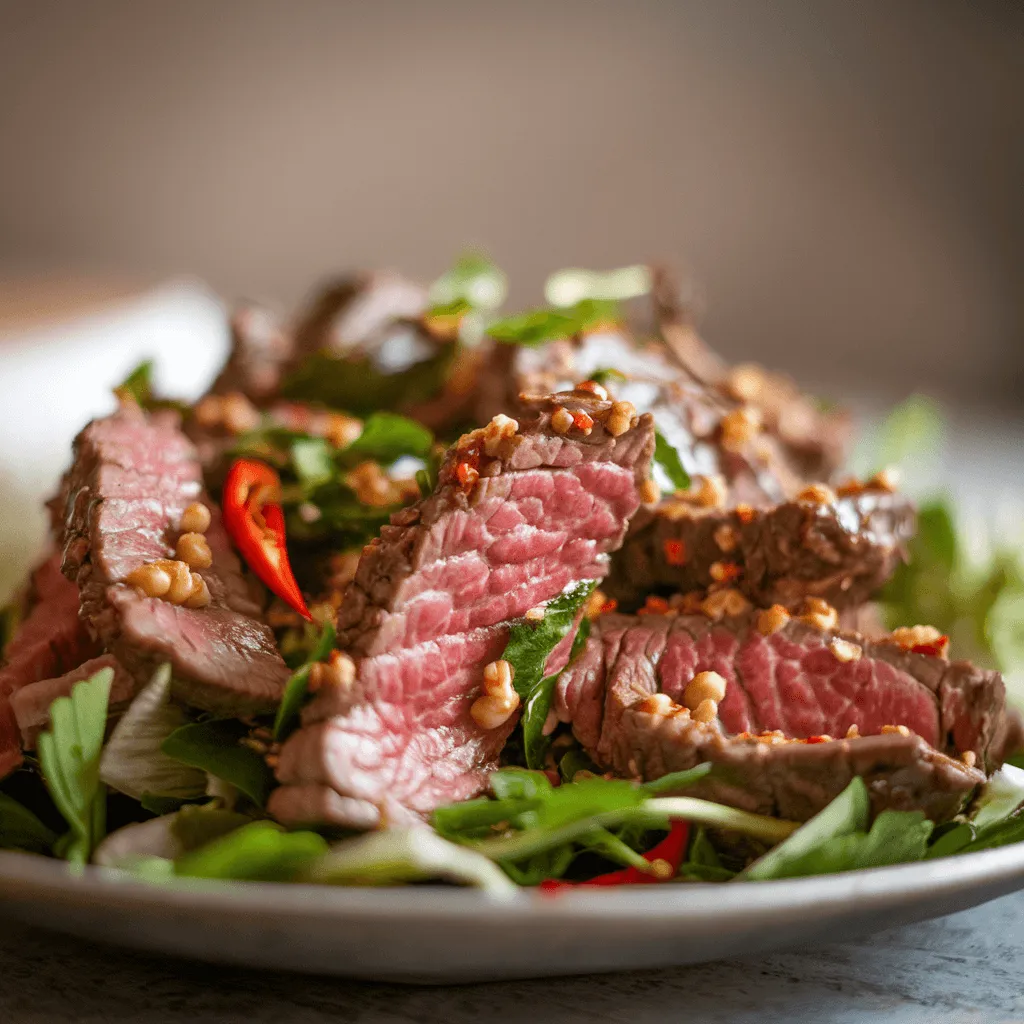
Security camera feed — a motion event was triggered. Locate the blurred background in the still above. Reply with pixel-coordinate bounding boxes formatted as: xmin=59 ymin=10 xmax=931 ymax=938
xmin=0 ymin=0 xmax=1021 ymax=405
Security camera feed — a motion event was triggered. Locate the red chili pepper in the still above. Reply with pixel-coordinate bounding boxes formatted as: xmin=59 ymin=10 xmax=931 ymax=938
xmin=222 ymin=459 xmax=311 ymax=620
xmin=538 ymin=821 xmax=690 ymax=893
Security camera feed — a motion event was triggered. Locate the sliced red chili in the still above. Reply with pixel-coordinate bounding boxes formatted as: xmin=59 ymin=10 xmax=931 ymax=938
xmin=222 ymin=459 xmax=311 ymax=621
xmin=538 ymin=821 xmax=690 ymax=892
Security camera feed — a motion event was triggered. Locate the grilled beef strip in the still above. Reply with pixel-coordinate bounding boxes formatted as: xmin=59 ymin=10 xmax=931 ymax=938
xmin=268 ymin=392 xmax=656 ymax=828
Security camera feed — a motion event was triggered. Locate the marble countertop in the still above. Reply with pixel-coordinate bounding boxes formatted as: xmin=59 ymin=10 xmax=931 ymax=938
xmin=2 ymin=890 xmax=1023 ymax=1023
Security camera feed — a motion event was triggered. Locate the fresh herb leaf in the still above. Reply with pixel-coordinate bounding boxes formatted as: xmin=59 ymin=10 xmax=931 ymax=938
xmin=37 ymin=667 xmax=113 ymax=865
xmin=544 ymin=264 xmax=651 ymax=308
xmin=290 ymin=437 xmax=336 ymax=487
xmin=114 ymin=360 xmax=156 ymax=406
xmin=0 ymin=793 xmax=58 ymax=853
xmin=488 ymin=308 xmax=581 ymax=346
xmin=569 ymin=616 xmax=591 ymax=661
xmin=872 ymin=394 xmax=944 ymax=475
xmin=99 ymin=665 xmax=207 ymax=804
xmin=428 ymin=253 xmax=508 ymax=314
xmin=639 ymin=764 xmax=713 ymax=796
xmin=587 ymin=367 xmax=629 ymax=387
xmin=558 ymin=747 xmax=600 ymax=783
xmin=280 ymin=348 xmax=455 ymax=416
xmin=306 ymin=827 xmax=516 ymax=894
xmin=653 ymin=430 xmax=691 ymax=491
xmin=343 ymin=412 xmax=433 ymax=464
xmin=174 ymin=821 xmax=328 ymax=882
xmin=273 ymin=621 xmax=337 ymax=743
xmin=970 ymin=766 xmax=1024 ymax=833
xmin=161 ymin=721 xmax=274 ymax=807
xmin=502 ymin=580 xmax=597 ymax=769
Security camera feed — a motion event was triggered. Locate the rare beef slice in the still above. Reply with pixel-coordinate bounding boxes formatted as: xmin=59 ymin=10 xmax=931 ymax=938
xmin=59 ymin=407 xmax=289 ymax=714
xmin=556 ymin=609 xmax=1010 ymax=822
xmin=268 ymin=391 xmax=656 ymax=828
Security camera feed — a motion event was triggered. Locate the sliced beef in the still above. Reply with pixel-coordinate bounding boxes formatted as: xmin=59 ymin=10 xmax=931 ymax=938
xmin=60 ymin=407 xmax=290 ymax=714
xmin=556 ymin=610 xmax=1005 ymax=821
xmin=10 ymin=654 xmax=136 ymax=749
xmin=268 ymin=392 xmax=656 ymax=828
xmin=606 ymin=485 xmax=916 ymax=610
xmin=0 ymin=553 xmax=101 ymax=778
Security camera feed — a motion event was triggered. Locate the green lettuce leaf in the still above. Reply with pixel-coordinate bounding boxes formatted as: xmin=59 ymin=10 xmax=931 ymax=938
xmin=342 ymin=412 xmax=433 ymax=464
xmin=428 ymin=252 xmax=507 ymax=314
xmin=488 ymin=299 xmax=622 ymax=347
xmin=161 ymin=721 xmax=274 ymax=807
xmin=305 ymin=828 xmax=516 ymax=894
xmin=38 ymin=667 xmax=113 ymax=865
xmin=174 ymin=821 xmax=328 ymax=882
xmin=0 ymin=793 xmax=58 ymax=853
xmin=99 ymin=664 xmax=207 ymax=803
xmin=502 ymin=580 xmax=597 ymax=769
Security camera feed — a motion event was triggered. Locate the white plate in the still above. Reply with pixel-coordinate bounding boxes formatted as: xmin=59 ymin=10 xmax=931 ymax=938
xmin=1 ymin=846 xmax=1023 ymax=982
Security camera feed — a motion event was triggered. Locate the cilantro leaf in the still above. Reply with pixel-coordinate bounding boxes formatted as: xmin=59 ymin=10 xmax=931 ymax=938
xmin=0 ymin=793 xmax=58 ymax=853
xmin=113 ymin=360 xmax=156 ymax=406
xmin=273 ymin=621 xmax=337 ymax=743
xmin=38 ymin=667 xmax=113 ymax=865
xmin=290 ymin=437 xmax=335 ymax=488
xmin=161 ymin=721 xmax=274 ymax=807
xmin=653 ymin=430 xmax=691 ymax=491
xmin=502 ymin=580 xmax=597 ymax=769
xmin=99 ymin=665 xmax=207 ymax=804
xmin=428 ymin=253 xmax=507 ymax=314
xmin=174 ymin=821 xmax=328 ymax=882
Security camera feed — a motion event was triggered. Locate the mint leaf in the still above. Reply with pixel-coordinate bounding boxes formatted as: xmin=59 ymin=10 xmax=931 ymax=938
xmin=428 ymin=252 xmax=507 ymax=313
xmin=503 ymin=580 xmax=597 ymax=769
xmin=38 ymin=667 xmax=113 ymax=865
xmin=488 ymin=308 xmax=581 ymax=346
xmin=653 ymin=430 xmax=691 ymax=491
xmin=0 ymin=793 xmax=58 ymax=853
xmin=161 ymin=721 xmax=274 ymax=807
xmin=343 ymin=412 xmax=433 ymax=464
xmin=273 ymin=621 xmax=337 ymax=743
xmin=100 ymin=665 xmax=207 ymax=804
xmin=174 ymin=821 xmax=328 ymax=882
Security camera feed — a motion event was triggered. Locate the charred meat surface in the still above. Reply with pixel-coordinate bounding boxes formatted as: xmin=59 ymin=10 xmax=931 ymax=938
xmin=0 ymin=553 xmax=101 ymax=778
xmin=268 ymin=393 xmax=656 ymax=828
xmin=556 ymin=609 xmax=1006 ymax=820
xmin=607 ymin=485 xmax=916 ymax=610
xmin=59 ymin=407 xmax=290 ymax=714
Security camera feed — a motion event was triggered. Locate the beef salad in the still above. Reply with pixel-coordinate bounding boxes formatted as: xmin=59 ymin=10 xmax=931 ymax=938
xmin=2 ymin=256 xmax=1023 ymax=892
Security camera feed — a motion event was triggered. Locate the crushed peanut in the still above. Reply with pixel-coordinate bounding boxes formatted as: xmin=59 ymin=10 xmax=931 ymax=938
xmin=584 ymin=589 xmax=617 ymax=619
xmin=887 ymin=625 xmax=949 ymax=659
xmin=725 ymin=363 xmax=765 ymax=403
xmin=183 ymin=573 xmax=211 ymax=609
xmin=550 ymin=406 xmax=574 ymax=435
xmin=175 ymin=531 xmax=213 ymax=569
xmin=709 ymin=561 xmax=741 ymax=584
xmin=524 ymin=606 xmax=545 ymax=622
xmin=845 ymin=724 xmax=861 ymax=739
xmin=719 ymin=407 xmax=761 ymax=452
xmin=571 ymin=409 xmax=595 ymax=435
xmin=881 ymin=724 xmax=912 ymax=737
xmin=868 ymin=467 xmax=900 ymax=492
xmin=574 ymin=380 xmax=609 ymax=401
xmin=605 ymin=400 xmax=636 ymax=438
xmin=221 ymin=392 xmax=262 ymax=435
xmin=961 ymin=750 xmax=978 ymax=769
xmin=670 ymin=591 xmax=705 ymax=615
xmin=684 ymin=474 xmax=728 ymax=509
xmin=124 ymin=562 xmax=172 ymax=599
xmin=829 ymin=637 xmax=863 ymax=663
xmin=701 ymin=588 xmax=751 ymax=620
xmin=482 ymin=414 xmax=519 ymax=457
xmin=323 ymin=412 xmax=363 ymax=449
xmin=692 ymin=698 xmax=719 ymax=724
xmin=713 ymin=524 xmax=738 ymax=553
xmin=796 ymin=483 xmax=837 ymax=505
xmin=683 ymin=670 xmax=727 ymax=710
xmin=179 ymin=502 xmax=212 ymax=535
xmin=756 ymin=604 xmax=791 ymax=636
xmin=734 ymin=503 xmax=756 ymax=525
xmin=347 ymin=461 xmax=396 ymax=507
xmin=799 ymin=596 xmax=839 ymax=631
xmin=637 ymin=692 xmax=681 ymax=716
xmin=309 ymin=651 xmax=357 ymax=692
xmin=639 ymin=478 xmax=661 ymax=505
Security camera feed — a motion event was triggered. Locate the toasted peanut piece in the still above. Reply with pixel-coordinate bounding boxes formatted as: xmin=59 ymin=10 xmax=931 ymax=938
xmin=685 ymin=474 xmax=728 ymax=508
xmin=179 ymin=502 xmax=212 ymax=535
xmin=483 ymin=659 xmax=516 ymax=699
xmin=125 ymin=562 xmax=172 ymax=598
xmin=176 ymin=532 xmax=213 ymax=569
xmin=961 ymin=750 xmax=978 ymax=768
xmin=757 ymin=604 xmax=791 ymax=636
xmin=183 ymin=573 xmax=211 ymax=609
xmin=684 ymin=671 xmax=728 ymax=710
xmin=470 ymin=693 xmax=520 ymax=730
xmin=719 ymin=407 xmax=761 ymax=452
xmin=869 ymin=467 xmax=900 ymax=492
xmin=881 ymin=724 xmax=912 ymax=737
xmin=725 ymin=363 xmax=765 ymax=403
xmin=799 ymin=597 xmax=839 ymax=631
xmin=845 ymin=724 xmax=861 ymax=739
xmin=159 ymin=559 xmax=196 ymax=605
xmin=639 ymin=478 xmax=661 ymax=505
xmin=605 ymin=400 xmax=636 ymax=438
xmin=309 ymin=651 xmax=357 ymax=692
xmin=637 ymin=692 xmax=681 ymax=717
xmin=323 ymin=413 xmax=363 ymax=448
xmin=701 ymin=588 xmax=751 ymax=620
xmin=574 ymin=380 xmax=609 ymax=401
xmin=221 ymin=392 xmax=261 ymax=435
xmin=692 ymin=698 xmax=719 ymax=724
xmin=550 ymin=407 xmax=574 ymax=435
xmin=796 ymin=483 xmax=837 ymax=505
xmin=483 ymin=414 xmax=519 ymax=457
xmin=713 ymin=524 xmax=738 ymax=553
xmin=829 ymin=637 xmax=863 ymax=663
xmin=887 ymin=625 xmax=949 ymax=659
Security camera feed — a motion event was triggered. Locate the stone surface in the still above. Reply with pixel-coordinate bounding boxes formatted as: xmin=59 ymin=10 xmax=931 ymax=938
xmin=2 ymin=891 xmax=1023 ymax=1023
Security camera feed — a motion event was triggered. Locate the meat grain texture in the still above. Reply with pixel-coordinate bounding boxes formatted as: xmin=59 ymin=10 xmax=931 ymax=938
xmin=269 ymin=393 xmax=656 ymax=828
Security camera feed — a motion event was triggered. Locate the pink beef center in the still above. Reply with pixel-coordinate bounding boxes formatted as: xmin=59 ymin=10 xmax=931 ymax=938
xmin=657 ymin=625 xmax=940 ymax=745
